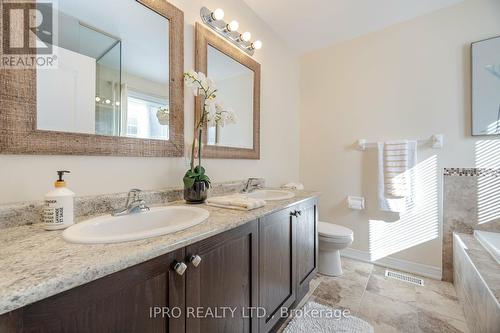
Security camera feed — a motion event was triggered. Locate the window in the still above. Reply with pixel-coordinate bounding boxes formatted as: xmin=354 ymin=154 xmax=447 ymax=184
xmin=127 ymin=117 xmax=138 ymax=136
xmin=125 ymin=90 xmax=169 ymax=140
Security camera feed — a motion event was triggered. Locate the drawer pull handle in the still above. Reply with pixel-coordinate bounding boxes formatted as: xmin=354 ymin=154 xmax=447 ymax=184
xmin=189 ymin=255 xmax=202 ymax=267
xmin=173 ymin=261 xmax=187 ymax=275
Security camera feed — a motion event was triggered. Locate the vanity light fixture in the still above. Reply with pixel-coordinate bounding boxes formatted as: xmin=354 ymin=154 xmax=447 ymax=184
xmin=251 ymin=40 xmax=262 ymax=50
xmin=95 ymin=96 xmax=120 ymax=107
xmin=227 ymin=20 xmax=239 ymax=32
xmin=200 ymin=6 xmax=262 ymax=56
xmin=211 ymin=8 xmax=224 ymax=21
xmin=240 ymin=31 xmax=251 ymax=42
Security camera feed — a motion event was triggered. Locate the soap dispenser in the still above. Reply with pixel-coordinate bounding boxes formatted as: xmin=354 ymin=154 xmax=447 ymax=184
xmin=43 ymin=170 xmax=75 ymax=230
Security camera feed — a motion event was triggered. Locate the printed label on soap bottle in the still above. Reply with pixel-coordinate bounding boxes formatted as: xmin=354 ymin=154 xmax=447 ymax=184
xmin=43 ymin=199 xmax=64 ymax=225
xmin=43 ymin=170 xmax=74 ymax=230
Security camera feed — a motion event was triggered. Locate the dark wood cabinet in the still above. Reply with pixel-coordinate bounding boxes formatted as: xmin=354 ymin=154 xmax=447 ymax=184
xmin=294 ymin=201 xmax=318 ymax=301
xmin=185 ymin=220 xmax=258 ymax=333
xmin=257 ymin=199 xmax=318 ymax=333
xmin=258 ymin=208 xmax=296 ymax=332
xmin=0 ymin=199 xmax=318 ymax=333
xmin=2 ymin=249 xmax=186 ymax=333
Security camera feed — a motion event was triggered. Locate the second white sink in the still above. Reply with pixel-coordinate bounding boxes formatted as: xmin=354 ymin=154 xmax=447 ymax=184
xmin=244 ymin=190 xmax=295 ymax=201
xmin=63 ymin=206 xmax=209 ymax=244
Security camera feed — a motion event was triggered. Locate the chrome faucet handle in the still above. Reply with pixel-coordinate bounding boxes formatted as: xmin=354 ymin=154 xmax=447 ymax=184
xmin=128 ymin=199 xmax=150 ymax=214
xmin=113 ymin=189 xmax=147 ymax=216
xmin=243 ymin=178 xmax=261 ymax=193
xmin=125 ymin=189 xmax=142 ymax=206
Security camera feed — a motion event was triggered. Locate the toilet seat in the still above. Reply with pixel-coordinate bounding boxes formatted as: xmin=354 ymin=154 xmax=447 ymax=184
xmin=318 ymin=221 xmax=353 ymax=242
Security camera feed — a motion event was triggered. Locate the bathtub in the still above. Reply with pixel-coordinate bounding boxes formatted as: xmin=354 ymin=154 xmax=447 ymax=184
xmin=474 ymin=230 xmax=500 ymax=265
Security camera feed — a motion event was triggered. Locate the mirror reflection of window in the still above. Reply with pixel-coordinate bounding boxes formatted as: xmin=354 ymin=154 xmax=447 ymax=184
xmin=36 ymin=0 xmax=170 ymax=141
xmin=125 ymin=91 xmax=169 ymax=140
xmin=207 ymin=45 xmax=254 ymax=149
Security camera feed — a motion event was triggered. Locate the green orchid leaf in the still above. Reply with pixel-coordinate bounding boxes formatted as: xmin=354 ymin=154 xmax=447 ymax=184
xmin=194 ymin=165 xmax=205 ymax=176
xmin=199 ymin=174 xmax=210 ymax=182
xmin=198 ymin=174 xmax=211 ymax=188
xmin=183 ymin=175 xmax=195 ymax=188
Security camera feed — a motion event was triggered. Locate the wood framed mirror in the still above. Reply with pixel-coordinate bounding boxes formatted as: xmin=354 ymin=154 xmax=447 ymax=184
xmin=0 ymin=0 xmax=184 ymax=157
xmin=195 ymin=23 xmax=260 ymax=159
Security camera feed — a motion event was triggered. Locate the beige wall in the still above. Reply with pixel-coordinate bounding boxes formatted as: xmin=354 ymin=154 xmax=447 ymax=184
xmin=215 ymin=73 xmax=254 ymax=148
xmin=0 ymin=0 xmax=300 ymax=204
xmin=300 ymin=0 xmax=500 ymax=269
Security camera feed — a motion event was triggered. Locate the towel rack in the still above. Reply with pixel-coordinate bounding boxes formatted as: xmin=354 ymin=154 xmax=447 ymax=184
xmin=356 ymin=134 xmax=444 ymax=151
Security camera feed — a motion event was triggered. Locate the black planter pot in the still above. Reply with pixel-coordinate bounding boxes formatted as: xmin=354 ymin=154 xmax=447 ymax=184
xmin=184 ymin=181 xmax=208 ymax=204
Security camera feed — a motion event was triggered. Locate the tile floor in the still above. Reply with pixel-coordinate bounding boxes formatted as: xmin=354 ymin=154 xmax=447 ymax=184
xmin=281 ymin=258 xmax=469 ymax=333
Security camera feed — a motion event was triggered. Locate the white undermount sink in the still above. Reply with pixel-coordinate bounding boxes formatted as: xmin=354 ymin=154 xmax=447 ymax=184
xmin=244 ymin=189 xmax=295 ymax=201
xmin=62 ymin=206 xmax=209 ymax=244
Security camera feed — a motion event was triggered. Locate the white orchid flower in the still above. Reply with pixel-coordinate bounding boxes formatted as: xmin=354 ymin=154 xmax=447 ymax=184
xmin=206 ymin=112 xmax=217 ymax=128
xmin=225 ymin=108 xmax=237 ymax=125
xmin=184 ymin=70 xmax=197 ymax=86
xmin=206 ymin=100 xmax=217 ymax=116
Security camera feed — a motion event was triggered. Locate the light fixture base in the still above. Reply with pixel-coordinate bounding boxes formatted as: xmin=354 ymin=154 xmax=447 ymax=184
xmin=200 ymin=7 xmax=256 ymax=56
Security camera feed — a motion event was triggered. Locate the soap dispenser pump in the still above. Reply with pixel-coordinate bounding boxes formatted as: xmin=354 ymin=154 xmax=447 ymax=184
xmin=43 ymin=170 xmax=75 ymax=230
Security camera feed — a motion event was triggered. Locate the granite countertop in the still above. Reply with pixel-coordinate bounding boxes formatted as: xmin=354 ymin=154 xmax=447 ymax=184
xmin=0 ymin=190 xmax=319 ymax=315
xmin=454 ymin=232 xmax=500 ymax=304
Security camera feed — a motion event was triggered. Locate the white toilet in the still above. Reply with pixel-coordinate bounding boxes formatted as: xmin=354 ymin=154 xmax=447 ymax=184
xmin=318 ymin=221 xmax=354 ymax=277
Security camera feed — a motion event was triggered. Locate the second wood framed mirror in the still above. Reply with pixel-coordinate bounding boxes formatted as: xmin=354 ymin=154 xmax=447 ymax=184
xmin=0 ymin=0 xmax=184 ymax=157
xmin=195 ymin=23 xmax=261 ymax=159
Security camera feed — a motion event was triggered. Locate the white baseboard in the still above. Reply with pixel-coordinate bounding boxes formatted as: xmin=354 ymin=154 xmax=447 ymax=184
xmin=341 ymin=248 xmax=442 ymax=280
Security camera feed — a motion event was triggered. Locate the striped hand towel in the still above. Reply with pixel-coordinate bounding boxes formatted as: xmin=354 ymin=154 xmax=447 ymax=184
xmin=377 ymin=140 xmax=418 ymax=213
xmin=384 ymin=141 xmax=409 ymax=198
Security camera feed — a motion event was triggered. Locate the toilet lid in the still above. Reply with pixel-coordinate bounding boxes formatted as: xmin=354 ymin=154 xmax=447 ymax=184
xmin=318 ymin=222 xmax=353 ymax=240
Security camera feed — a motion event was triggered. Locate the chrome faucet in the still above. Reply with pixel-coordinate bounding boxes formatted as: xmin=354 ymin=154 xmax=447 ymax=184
xmin=112 ymin=189 xmax=150 ymax=216
xmin=242 ymin=178 xmax=262 ymax=193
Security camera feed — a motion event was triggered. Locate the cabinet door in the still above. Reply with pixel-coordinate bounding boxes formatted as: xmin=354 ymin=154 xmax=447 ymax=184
xmin=295 ymin=199 xmax=318 ymax=301
xmin=15 ymin=249 xmax=185 ymax=333
xmin=259 ymin=208 xmax=296 ymax=333
xmin=185 ymin=220 xmax=258 ymax=333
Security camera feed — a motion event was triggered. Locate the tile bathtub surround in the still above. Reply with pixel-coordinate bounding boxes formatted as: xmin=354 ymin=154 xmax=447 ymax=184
xmin=453 ymin=233 xmax=500 ymax=333
xmin=442 ymin=168 xmax=500 ymax=282
xmin=0 ymin=178 xmax=265 ymax=230
xmin=0 ymin=189 xmax=317 ymax=315
xmin=278 ymin=258 xmax=468 ymax=333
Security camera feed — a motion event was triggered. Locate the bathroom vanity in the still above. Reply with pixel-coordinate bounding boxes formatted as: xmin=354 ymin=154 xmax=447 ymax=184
xmin=0 ymin=193 xmax=318 ymax=333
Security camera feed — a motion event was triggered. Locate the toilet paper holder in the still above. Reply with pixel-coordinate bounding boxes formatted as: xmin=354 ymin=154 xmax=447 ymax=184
xmin=347 ymin=196 xmax=365 ymax=210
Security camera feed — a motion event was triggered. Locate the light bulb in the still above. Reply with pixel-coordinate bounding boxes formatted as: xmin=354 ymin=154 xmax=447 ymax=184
xmin=115 ymin=101 xmax=120 ymax=106
xmin=105 ymin=99 xmax=111 ymax=104
xmin=211 ymin=8 xmax=224 ymax=21
xmin=95 ymin=96 xmax=101 ymax=102
xmin=227 ymin=20 xmax=239 ymax=32
xmin=252 ymin=40 xmax=262 ymax=50
xmin=240 ymin=31 xmax=251 ymax=42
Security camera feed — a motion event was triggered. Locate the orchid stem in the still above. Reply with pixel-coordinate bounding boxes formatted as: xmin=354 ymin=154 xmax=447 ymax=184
xmin=197 ymin=127 xmax=202 ymax=168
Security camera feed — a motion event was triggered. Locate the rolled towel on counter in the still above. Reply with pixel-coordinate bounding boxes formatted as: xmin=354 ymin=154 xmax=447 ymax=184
xmin=282 ymin=182 xmax=304 ymax=190
xmin=206 ymin=194 xmax=266 ymax=211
